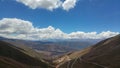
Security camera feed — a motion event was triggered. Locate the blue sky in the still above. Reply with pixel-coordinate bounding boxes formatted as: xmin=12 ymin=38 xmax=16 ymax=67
xmin=0 ymin=0 xmax=119 ymax=40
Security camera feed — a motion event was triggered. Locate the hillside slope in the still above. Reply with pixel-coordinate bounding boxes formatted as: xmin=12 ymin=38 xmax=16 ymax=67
xmin=0 ymin=40 xmax=51 ymax=68
xmin=58 ymin=34 xmax=120 ymax=68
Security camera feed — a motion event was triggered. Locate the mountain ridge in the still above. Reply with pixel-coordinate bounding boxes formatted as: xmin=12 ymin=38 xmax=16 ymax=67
xmin=57 ymin=34 xmax=120 ymax=68
xmin=0 ymin=40 xmax=51 ymax=68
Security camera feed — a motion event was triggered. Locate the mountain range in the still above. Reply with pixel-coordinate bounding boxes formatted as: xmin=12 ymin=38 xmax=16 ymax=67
xmin=0 ymin=35 xmax=120 ymax=68
xmin=0 ymin=37 xmax=98 ymax=56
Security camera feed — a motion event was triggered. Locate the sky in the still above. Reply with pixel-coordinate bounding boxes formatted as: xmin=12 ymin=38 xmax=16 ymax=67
xmin=0 ymin=0 xmax=120 ymax=40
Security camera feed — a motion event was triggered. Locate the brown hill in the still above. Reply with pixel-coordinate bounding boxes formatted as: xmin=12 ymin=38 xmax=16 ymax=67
xmin=58 ymin=34 xmax=120 ymax=68
xmin=0 ymin=40 xmax=52 ymax=68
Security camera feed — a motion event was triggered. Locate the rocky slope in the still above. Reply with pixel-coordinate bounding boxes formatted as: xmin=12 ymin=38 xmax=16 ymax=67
xmin=57 ymin=34 xmax=120 ymax=68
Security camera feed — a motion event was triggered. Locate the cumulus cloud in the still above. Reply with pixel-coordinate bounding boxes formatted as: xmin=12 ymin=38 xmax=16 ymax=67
xmin=0 ymin=18 xmax=68 ymax=40
xmin=16 ymin=0 xmax=62 ymax=11
xmin=0 ymin=18 xmax=34 ymax=34
xmin=62 ymin=0 xmax=77 ymax=11
xmin=16 ymin=0 xmax=78 ymax=11
xmin=0 ymin=18 xmax=119 ymax=40
xmin=68 ymin=31 xmax=119 ymax=39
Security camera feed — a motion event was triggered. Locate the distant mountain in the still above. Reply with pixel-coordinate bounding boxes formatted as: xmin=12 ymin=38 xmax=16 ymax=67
xmin=53 ymin=39 xmax=99 ymax=49
xmin=55 ymin=34 xmax=120 ymax=68
xmin=2 ymin=39 xmax=76 ymax=56
xmin=38 ymin=39 xmax=100 ymax=49
xmin=0 ymin=36 xmax=99 ymax=57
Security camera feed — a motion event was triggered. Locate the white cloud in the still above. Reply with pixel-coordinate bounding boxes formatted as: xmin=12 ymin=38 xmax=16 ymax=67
xmin=16 ymin=0 xmax=78 ymax=11
xmin=0 ymin=18 xmax=68 ymax=40
xmin=16 ymin=0 xmax=62 ymax=11
xmin=62 ymin=0 xmax=77 ymax=11
xmin=0 ymin=18 xmax=119 ymax=40
xmin=68 ymin=31 xmax=119 ymax=39
xmin=0 ymin=18 xmax=34 ymax=34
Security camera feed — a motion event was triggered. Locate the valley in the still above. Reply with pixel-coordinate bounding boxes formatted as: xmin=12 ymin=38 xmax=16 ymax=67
xmin=0 ymin=35 xmax=120 ymax=68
